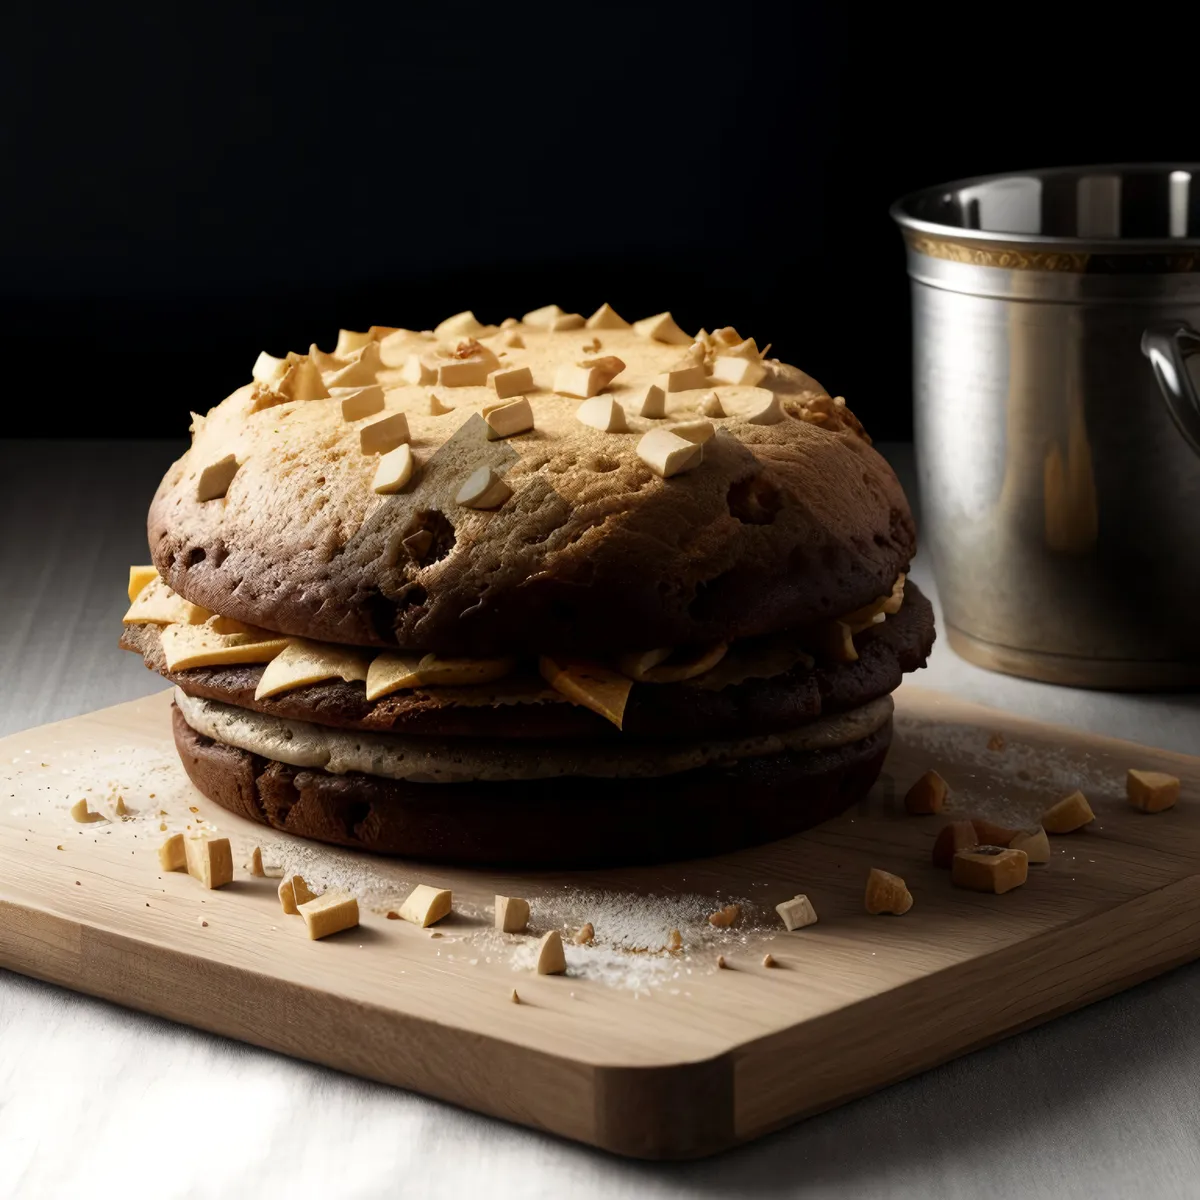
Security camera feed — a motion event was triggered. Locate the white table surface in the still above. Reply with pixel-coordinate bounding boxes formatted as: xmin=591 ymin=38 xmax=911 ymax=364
xmin=3 ymin=439 xmax=1199 ymax=1199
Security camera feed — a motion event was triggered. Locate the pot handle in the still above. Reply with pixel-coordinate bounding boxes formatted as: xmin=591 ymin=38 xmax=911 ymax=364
xmin=1141 ymin=323 xmax=1200 ymax=456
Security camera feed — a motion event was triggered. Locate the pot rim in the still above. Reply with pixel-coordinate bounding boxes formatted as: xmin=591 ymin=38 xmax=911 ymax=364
xmin=890 ymin=163 xmax=1200 ymax=252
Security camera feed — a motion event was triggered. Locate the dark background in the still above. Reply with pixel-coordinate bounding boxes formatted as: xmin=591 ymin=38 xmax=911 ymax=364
xmin=2 ymin=4 xmax=1185 ymax=440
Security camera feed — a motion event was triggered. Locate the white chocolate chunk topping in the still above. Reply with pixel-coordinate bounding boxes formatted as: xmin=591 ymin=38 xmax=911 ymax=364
xmin=628 ymin=383 xmax=666 ymax=418
xmin=633 ymin=312 xmax=692 ymax=344
xmin=435 ymin=310 xmax=493 ymax=340
xmin=372 ymin=443 xmax=415 ymax=494
xmin=710 ymin=355 xmax=767 ymax=387
xmin=159 ymin=833 xmax=186 ymax=871
xmin=333 ymin=384 xmax=385 ymax=422
xmin=745 ymin=392 xmax=785 ymax=425
xmin=539 ymin=656 xmax=632 ymax=729
xmin=502 ymin=331 xmax=525 ymax=349
xmin=522 ymin=304 xmax=566 ymax=327
xmin=252 ymin=351 xmax=286 ymax=384
xmin=699 ymin=391 xmax=726 ymax=417
xmin=456 ymin=464 xmax=512 ymax=509
xmin=127 ymin=565 xmax=158 ymax=602
xmin=254 ymin=639 xmax=371 ymax=701
xmin=276 ymin=355 xmax=329 ymax=401
xmin=334 ymin=329 xmax=373 ymax=357
xmin=553 ymin=355 xmax=626 ymax=398
xmin=490 ymin=364 xmax=534 ymax=399
xmin=365 ymin=652 xmax=515 ymax=701
xmin=427 ymin=391 xmax=452 ymax=415
xmin=359 ymin=410 xmax=411 ymax=455
xmin=575 ymin=396 xmax=628 ymax=433
xmin=636 ymin=428 xmax=704 ymax=478
xmin=586 ymin=302 xmax=630 ymax=330
xmin=549 ymin=312 xmax=585 ymax=331
xmin=160 ymin=619 xmax=288 ymax=671
xmin=196 ymin=454 xmax=240 ymax=502
xmin=399 ymin=353 xmax=437 ymax=385
xmin=483 ymin=396 xmax=534 ymax=440
xmin=669 ymin=419 xmax=715 ymax=445
xmin=184 ymin=835 xmax=233 ymax=889
xmin=657 ymin=365 xmax=709 ymax=392
xmin=323 ymin=342 xmax=381 ymax=391
xmin=123 ymin=577 xmax=210 ymax=626
xmin=437 ymin=340 xmax=501 ymax=387
xmin=776 ymin=895 xmax=819 ymax=931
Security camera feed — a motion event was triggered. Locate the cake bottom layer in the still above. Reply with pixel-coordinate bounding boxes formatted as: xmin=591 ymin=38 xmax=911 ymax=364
xmin=172 ymin=703 xmax=893 ymax=867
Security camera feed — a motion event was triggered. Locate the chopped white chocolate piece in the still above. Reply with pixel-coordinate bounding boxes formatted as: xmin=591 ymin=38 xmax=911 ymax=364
xmin=252 ymin=351 xmax=287 ymax=385
xmin=952 ymin=846 xmax=1029 ymax=894
xmin=628 ymin=383 xmax=666 ymax=418
xmin=776 ymin=895 xmax=818 ymax=931
xmin=633 ymin=312 xmax=692 ymax=344
xmin=549 ymin=312 xmax=585 ymax=331
xmin=158 ymin=833 xmax=186 ymax=871
xmin=539 ymin=656 xmax=632 ymax=729
xmin=299 ymin=890 xmax=360 ymax=940
xmin=573 ymin=923 xmax=595 ymax=945
xmin=428 ymin=391 xmax=452 ymax=415
xmin=438 ymin=342 xmax=501 ymax=387
xmin=554 ymin=355 xmax=626 ymax=398
xmin=123 ymin=577 xmax=210 ymax=626
xmin=904 ymin=770 xmax=948 ymax=815
xmin=400 ymin=354 xmax=437 ymax=385
xmin=254 ymin=639 xmax=371 ymax=701
xmin=669 ymin=419 xmax=715 ymax=445
xmin=656 ymin=365 xmax=709 ymax=392
xmin=196 ymin=454 xmax=240 ymax=502
xmin=309 ymin=343 xmax=346 ymax=373
xmin=324 ymin=342 xmax=381 ymax=390
xmin=70 ymin=798 xmax=105 ymax=824
xmin=245 ymin=846 xmax=265 ymax=877
xmin=127 ymin=565 xmax=158 ymax=602
xmin=672 ymin=341 xmax=707 ymax=370
xmin=184 ymin=836 xmax=234 ymax=890
xmin=491 ymin=365 xmax=534 ymax=399
xmin=864 ymin=868 xmax=913 ymax=915
xmin=636 ymin=428 xmax=704 ymax=478
xmin=495 ymin=895 xmax=530 ymax=933
xmin=365 ymin=652 xmax=514 ymax=700
xmin=359 ymin=411 xmax=411 ymax=455
xmin=502 ymin=331 xmax=525 ymax=349
xmin=616 ymin=641 xmax=726 ymax=683
xmin=1041 ymin=790 xmax=1095 ymax=833
xmin=372 ymin=443 xmax=416 ymax=494
xmin=745 ymin=393 xmax=785 ymax=425
xmin=522 ymin=304 xmax=566 ymax=327
xmin=575 ymin=396 xmax=628 ymax=433
xmin=710 ymin=355 xmax=767 ymax=387
xmin=586 ymin=302 xmax=630 ymax=330
xmin=699 ymin=390 xmax=726 ymax=417
xmin=456 ymin=464 xmax=512 ymax=509
xmin=160 ymin=620 xmax=288 ymax=671
xmin=335 ymin=329 xmax=373 ymax=357
xmin=114 ymin=796 xmax=129 ymax=817
xmin=1007 ymin=826 xmax=1051 ymax=864
xmin=435 ymin=310 xmax=493 ymax=340
xmin=1127 ymin=769 xmax=1181 ymax=813
xmin=333 ymin=384 xmax=385 ymax=422
xmin=483 ymin=396 xmax=534 ymax=440
xmin=726 ymin=337 xmax=762 ymax=359
xmin=278 ymin=873 xmax=316 ymax=915
xmin=399 ymin=883 xmax=452 ymax=927
xmin=277 ymin=355 xmax=329 ymax=401
xmin=536 ymin=930 xmax=567 ymax=975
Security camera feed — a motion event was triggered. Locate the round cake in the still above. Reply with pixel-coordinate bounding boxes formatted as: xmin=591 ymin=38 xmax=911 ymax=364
xmin=120 ymin=304 xmax=934 ymax=865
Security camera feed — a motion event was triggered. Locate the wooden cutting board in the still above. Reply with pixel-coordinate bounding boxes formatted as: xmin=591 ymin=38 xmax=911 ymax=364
xmin=1 ymin=686 xmax=1197 ymax=1159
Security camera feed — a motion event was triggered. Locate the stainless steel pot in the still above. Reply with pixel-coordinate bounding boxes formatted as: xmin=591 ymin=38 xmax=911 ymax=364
xmin=892 ymin=164 xmax=1200 ymax=688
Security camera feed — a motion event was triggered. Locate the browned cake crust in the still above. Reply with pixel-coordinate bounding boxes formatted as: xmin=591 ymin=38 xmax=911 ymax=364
xmin=125 ymin=585 xmax=934 ymax=740
xmin=147 ymin=320 xmax=915 ymax=657
xmin=172 ymin=703 xmax=892 ymax=866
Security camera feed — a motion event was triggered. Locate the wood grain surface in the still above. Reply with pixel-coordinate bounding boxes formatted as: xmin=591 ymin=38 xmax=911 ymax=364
xmin=1 ymin=684 xmax=1197 ymax=1159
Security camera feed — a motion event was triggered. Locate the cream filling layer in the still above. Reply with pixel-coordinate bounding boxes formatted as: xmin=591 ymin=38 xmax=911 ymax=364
xmin=174 ymin=687 xmax=892 ymax=784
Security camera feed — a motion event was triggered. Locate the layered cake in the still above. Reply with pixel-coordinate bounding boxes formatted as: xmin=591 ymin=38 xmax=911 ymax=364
xmin=121 ymin=304 xmax=934 ymax=865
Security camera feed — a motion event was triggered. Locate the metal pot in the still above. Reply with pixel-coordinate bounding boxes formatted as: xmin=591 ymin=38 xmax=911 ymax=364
xmin=892 ymin=164 xmax=1200 ymax=688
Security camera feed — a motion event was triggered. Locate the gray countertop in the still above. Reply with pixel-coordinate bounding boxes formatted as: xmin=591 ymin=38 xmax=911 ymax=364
xmin=2 ymin=439 xmax=1198 ymax=1199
